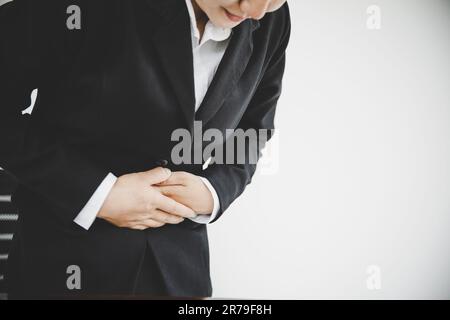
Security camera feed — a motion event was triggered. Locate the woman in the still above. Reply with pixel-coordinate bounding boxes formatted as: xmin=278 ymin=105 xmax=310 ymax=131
xmin=0 ymin=0 xmax=290 ymax=298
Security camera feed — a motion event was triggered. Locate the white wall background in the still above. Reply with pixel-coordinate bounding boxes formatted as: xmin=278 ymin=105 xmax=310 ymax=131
xmin=209 ymin=0 xmax=450 ymax=299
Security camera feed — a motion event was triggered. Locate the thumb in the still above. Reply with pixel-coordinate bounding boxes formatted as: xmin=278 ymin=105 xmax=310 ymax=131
xmin=142 ymin=167 xmax=172 ymax=185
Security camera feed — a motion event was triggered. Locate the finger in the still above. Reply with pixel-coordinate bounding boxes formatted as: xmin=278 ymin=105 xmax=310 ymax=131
xmin=130 ymin=219 xmax=166 ymax=230
xmin=156 ymin=171 xmax=188 ymax=186
xmin=130 ymin=225 xmax=149 ymax=231
xmin=141 ymin=167 xmax=172 ymax=185
xmin=149 ymin=209 xmax=185 ymax=225
xmin=155 ymin=185 xmax=185 ymax=198
xmin=155 ymin=193 xmax=196 ymax=218
xmin=126 ymin=212 xmax=154 ymax=222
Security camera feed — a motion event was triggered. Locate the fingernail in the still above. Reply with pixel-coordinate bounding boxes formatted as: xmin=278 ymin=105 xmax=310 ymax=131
xmin=164 ymin=168 xmax=171 ymax=175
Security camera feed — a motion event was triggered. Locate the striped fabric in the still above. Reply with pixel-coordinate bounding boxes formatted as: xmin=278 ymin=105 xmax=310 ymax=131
xmin=0 ymin=169 xmax=18 ymax=299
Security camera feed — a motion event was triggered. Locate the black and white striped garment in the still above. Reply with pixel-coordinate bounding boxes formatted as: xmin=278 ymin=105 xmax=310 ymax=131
xmin=0 ymin=169 xmax=18 ymax=300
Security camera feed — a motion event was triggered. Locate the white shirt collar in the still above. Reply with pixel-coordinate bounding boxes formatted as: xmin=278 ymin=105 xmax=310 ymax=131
xmin=185 ymin=0 xmax=232 ymax=46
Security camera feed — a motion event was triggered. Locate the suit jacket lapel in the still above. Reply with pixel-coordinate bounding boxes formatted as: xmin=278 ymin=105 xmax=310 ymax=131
xmin=195 ymin=19 xmax=260 ymax=126
xmin=145 ymin=0 xmax=260 ymax=128
xmin=148 ymin=0 xmax=196 ymax=128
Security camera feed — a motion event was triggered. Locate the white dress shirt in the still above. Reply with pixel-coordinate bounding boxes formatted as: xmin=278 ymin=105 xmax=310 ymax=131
xmin=74 ymin=0 xmax=231 ymax=230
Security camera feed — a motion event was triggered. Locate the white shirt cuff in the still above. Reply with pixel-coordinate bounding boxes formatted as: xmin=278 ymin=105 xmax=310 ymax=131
xmin=189 ymin=177 xmax=221 ymax=224
xmin=74 ymin=173 xmax=117 ymax=230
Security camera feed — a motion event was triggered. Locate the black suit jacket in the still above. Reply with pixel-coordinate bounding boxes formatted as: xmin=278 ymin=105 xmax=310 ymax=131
xmin=0 ymin=0 xmax=290 ymax=297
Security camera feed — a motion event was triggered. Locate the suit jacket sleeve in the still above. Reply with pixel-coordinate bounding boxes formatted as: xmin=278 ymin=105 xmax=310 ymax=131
xmin=0 ymin=0 xmax=109 ymax=224
xmin=202 ymin=5 xmax=291 ymax=223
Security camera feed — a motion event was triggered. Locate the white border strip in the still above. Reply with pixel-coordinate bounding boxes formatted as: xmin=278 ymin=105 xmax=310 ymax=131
xmin=0 ymin=195 xmax=11 ymax=202
xmin=0 ymin=234 xmax=13 ymax=241
xmin=0 ymin=214 xmax=18 ymax=221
